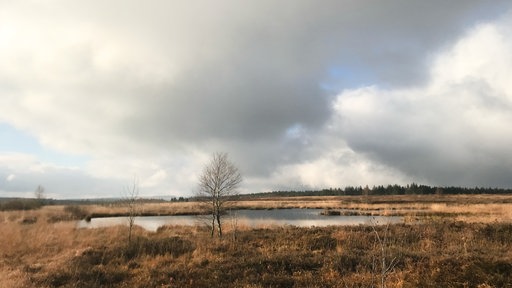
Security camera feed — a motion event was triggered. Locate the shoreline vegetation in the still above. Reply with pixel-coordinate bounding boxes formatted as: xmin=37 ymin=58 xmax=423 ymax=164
xmin=1 ymin=194 xmax=512 ymax=287
xmin=41 ymin=194 xmax=512 ymax=223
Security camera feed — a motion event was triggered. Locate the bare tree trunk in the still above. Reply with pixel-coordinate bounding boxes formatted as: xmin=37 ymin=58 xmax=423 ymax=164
xmin=124 ymin=178 xmax=139 ymax=245
xmin=128 ymin=216 xmax=135 ymax=244
xmin=211 ymin=213 xmax=215 ymax=237
xmin=216 ymin=212 xmax=222 ymax=237
xmin=370 ymin=218 xmax=399 ymax=288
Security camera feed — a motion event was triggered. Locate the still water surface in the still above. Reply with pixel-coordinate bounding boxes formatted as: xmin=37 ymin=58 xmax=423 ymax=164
xmin=77 ymin=209 xmax=402 ymax=232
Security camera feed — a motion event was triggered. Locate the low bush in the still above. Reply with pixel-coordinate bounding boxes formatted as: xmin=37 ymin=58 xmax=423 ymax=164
xmin=63 ymin=205 xmax=89 ymax=220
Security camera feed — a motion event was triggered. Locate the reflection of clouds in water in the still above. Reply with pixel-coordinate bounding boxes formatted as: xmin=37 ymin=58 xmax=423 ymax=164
xmin=236 ymin=216 xmax=401 ymax=228
xmin=77 ymin=211 xmax=402 ymax=232
xmin=134 ymin=216 xmax=197 ymax=231
xmin=77 ymin=216 xmax=198 ymax=232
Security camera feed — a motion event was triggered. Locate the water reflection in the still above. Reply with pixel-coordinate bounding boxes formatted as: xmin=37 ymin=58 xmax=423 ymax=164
xmin=77 ymin=209 xmax=402 ymax=232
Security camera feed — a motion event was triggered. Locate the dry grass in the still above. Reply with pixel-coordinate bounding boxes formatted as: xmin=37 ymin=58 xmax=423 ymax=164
xmin=1 ymin=216 xmax=511 ymax=287
xmin=1 ymin=195 xmax=512 ymax=287
xmin=53 ymin=194 xmax=512 ymax=222
xmin=86 ymin=201 xmax=202 ymax=216
xmin=234 ymin=194 xmax=512 ymax=222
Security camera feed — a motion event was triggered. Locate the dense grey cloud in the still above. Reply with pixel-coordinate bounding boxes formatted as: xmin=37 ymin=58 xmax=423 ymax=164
xmin=334 ymin=19 xmax=512 ymax=187
xmin=94 ymin=1 xmax=510 ymax=167
xmin=1 ymin=1 xmax=512 ymax=198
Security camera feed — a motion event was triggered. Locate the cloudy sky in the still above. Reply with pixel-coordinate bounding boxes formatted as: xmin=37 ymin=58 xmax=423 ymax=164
xmin=1 ymin=1 xmax=512 ymax=199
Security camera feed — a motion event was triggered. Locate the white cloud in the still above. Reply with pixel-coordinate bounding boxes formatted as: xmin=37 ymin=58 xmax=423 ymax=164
xmin=6 ymin=174 xmax=15 ymax=182
xmin=331 ymin=19 xmax=512 ymax=187
xmin=0 ymin=153 xmax=121 ymax=198
xmin=269 ymin=145 xmax=411 ymax=190
xmin=1 ymin=1 xmax=511 ymax=198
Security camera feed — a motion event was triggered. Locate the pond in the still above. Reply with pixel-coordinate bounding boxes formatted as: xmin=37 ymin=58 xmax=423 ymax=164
xmin=77 ymin=209 xmax=403 ymax=232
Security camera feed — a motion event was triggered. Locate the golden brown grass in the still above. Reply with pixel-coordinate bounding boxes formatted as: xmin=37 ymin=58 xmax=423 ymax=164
xmin=2 ymin=215 xmax=511 ymax=287
xmin=85 ymin=201 xmax=202 ymax=216
xmin=234 ymin=194 xmax=512 ymax=222
xmin=52 ymin=194 xmax=512 ymax=223
xmin=1 ymin=194 xmax=512 ymax=287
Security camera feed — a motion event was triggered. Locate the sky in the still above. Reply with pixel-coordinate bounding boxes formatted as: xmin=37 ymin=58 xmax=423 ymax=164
xmin=1 ymin=1 xmax=512 ymax=199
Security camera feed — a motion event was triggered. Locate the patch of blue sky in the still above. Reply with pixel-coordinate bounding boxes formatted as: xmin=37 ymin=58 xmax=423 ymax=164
xmin=0 ymin=122 xmax=89 ymax=168
xmin=285 ymin=123 xmax=304 ymax=139
xmin=320 ymin=64 xmax=379 ymax=93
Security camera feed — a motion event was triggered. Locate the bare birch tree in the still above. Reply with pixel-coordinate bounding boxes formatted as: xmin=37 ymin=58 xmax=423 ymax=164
xmin=197 ymin=152 xmax=242 ymax=237
xmin=34 ymin=185 xmax=45 ymax=206
xmin=124 ymin=178 xmax=140 ymax=245
xmin=34 ymin=185 xmax=45 ymax=200
xmin=370 ymin=218 xmax=400 ymax=288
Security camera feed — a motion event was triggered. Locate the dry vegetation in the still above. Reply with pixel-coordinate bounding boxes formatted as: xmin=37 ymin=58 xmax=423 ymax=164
xmin=1 ymin=194 xmax=512 ymax=287
xmin=235 ymin=194 xmax=512 ymax=223
xmin=57 ymin=194 xmax=512 ymax=223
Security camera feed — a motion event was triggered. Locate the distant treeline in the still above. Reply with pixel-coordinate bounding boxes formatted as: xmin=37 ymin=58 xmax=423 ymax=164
xmin=0 ymin=197 xmax=170 ymax=211
xmin=0 ymin=198 xmax=45 ymax=211
xmin=3 ymin=184 xmax=512 ymax=211
xmin=245 ymin=183 xmax=512 ymax=198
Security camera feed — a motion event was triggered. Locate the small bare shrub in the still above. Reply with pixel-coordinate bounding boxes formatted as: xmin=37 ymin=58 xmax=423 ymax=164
xmin=64 ymin=205 xmax=89 ymax=220
xmin=20 ymin=216 xmax=38 ymax=224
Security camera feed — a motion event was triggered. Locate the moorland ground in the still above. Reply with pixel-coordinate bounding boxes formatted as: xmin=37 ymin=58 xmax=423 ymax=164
xmin=1 ymin=194 xmax=512 ymax=287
